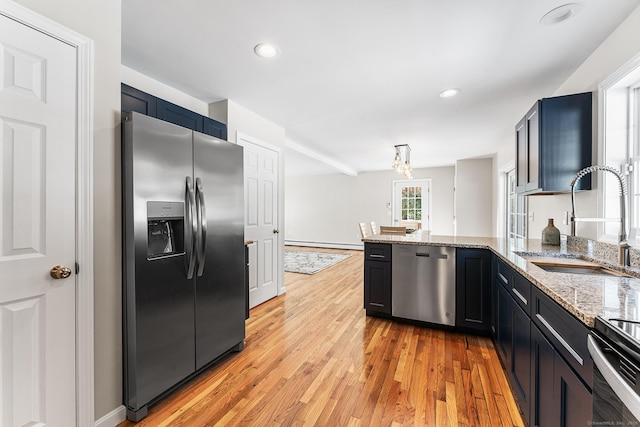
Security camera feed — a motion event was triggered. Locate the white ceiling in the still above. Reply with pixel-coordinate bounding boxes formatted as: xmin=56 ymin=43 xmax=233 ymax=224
xmin=122 ymin=1 xmax=640 ymax=177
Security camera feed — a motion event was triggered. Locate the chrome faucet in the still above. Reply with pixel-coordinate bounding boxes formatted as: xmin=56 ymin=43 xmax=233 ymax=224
xmin=570 ymin=165 xmax=630 ymax=266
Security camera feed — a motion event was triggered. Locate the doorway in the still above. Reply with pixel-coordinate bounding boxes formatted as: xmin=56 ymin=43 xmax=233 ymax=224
xmin=392 ymin=179 xmax=432 ymax=231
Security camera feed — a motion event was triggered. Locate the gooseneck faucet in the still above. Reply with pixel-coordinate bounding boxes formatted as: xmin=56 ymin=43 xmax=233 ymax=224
xmin=570 ymin=165 xmax=630 ymax=266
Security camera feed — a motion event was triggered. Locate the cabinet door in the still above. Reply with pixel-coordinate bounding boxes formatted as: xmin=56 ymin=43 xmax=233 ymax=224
xmin=203 ymin=116 xmax=228 ymax=140
xmin=496 ymin=283 xmax=512 ymax=363
xmin=157 ymin=99 xmax=204 ymax=132
xmin=525 ymin=103 xmax=539 ymax=192
xmin=515 ymin=117 xmax=528 ymax=193
xmin=121 ymin=83 xmax=157 ymax=116
xmin=555 ymin=352 xmax=592 ymax=427
xmin=364 ymin=260 xmax=391 ymax=315
xmin=511 ymin=302 xmax=531 ymax=423
xmin=531 ymin=323 xmax=556 ymax=427
xmin=456 ymin=249 xmax=491 ymax=331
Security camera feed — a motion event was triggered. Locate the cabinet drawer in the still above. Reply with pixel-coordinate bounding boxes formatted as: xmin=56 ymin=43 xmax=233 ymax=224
xmin=511 ymin=273 xmax=531 ymax=315
xmin=365 ymin=243 xmax=391 ymax=262
xmin=531 ymin=286 xmax=593 ymax=388
xmin=494 ymin=256 xmax=514 ymax=287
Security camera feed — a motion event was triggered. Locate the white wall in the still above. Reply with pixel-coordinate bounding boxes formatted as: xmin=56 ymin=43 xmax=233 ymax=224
xmin=285 ymin=166 xmax=455 ymax=247
xmin=14 ymin=0 xmax=122 ymax=421
xmin=455 ymin=158 xmax=494 ymax=237
xmin=526 ymin=5 xmax=640 ymax=241
xmin=122 ymin=66 xmax=209 ymax=115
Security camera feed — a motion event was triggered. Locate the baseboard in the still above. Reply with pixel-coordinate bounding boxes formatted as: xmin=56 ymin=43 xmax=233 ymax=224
xmin=95 ymin=405 xmax=126 ymax=427
xmin=285 ymin=240 xmax=364 ymax=251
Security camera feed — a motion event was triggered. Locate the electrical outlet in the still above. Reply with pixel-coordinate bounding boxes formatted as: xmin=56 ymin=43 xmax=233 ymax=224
xmin=563 ymin=211 xmax=569 ymax=225
xmin=528 ymin=212 xmax=535 ymax=222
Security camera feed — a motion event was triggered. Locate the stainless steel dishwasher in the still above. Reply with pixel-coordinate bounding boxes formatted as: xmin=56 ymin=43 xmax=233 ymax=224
xmin=391 ymin=244 xmax=456 ymax=325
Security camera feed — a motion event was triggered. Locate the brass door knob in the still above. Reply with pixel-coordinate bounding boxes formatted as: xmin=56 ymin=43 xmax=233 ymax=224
xmin=273 ymin=229 xmax=280 ymax=234
xmin=50 ymin=265 xmax=72 ymax=279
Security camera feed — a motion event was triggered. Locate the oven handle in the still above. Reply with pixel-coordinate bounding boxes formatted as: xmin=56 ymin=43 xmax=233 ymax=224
xmin=587 ymin=334 xmax=640 ymax=421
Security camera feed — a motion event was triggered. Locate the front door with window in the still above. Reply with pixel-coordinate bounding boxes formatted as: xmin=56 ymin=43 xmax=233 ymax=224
xmin=393 ymin=179 xmax=431 ymax=231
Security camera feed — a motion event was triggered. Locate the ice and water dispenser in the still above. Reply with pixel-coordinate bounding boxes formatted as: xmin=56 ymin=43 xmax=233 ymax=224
xmin=146 ymin=201 xmax=185 ymax=259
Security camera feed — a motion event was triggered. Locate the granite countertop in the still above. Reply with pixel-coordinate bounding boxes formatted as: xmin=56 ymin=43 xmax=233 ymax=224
xmin=362 ymin=233 xmax=640 ymax=328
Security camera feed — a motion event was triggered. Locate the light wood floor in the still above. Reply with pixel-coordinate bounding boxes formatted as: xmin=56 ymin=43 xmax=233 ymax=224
xmin=119 ymin=247 xmax=524 ymax=426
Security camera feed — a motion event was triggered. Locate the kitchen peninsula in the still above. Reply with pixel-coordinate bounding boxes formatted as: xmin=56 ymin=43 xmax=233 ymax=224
xmin=361 ymin=232 xmax=640 ymax=427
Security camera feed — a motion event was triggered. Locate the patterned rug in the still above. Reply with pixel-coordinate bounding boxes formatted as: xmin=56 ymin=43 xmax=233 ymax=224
xmin=284 ymin=250 xmax=351 ymax=274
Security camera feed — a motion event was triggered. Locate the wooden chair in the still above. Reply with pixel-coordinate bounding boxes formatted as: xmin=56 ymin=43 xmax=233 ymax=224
xmin=358 ymin=222 xmax=370 ymax=239
xmin=370 ymin=221 xmax=379 ymax=235
xmin=379 ymin=226 xmax=406 ymax=235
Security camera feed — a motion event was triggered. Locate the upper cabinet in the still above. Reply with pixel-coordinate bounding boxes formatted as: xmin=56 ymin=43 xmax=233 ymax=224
xmin=515 ymin=92 xmax=592 ymax=194
xmin=121 ymin=84 xmax=227 ymax=140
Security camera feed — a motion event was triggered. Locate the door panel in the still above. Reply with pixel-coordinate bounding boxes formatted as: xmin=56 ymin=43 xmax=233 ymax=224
xmin=242 ymin=139 xmax=279 ymax=308
xmin=193 ymin=132 xmax=245 ymax=369
xmin=0 ymin=14 xmax=77 ymax=426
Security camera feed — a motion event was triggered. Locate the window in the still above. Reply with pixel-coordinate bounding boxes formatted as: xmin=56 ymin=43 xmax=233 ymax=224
xmin=601 ymin=56 xmax=640 ymax=243
xmin=393 ymin=179 xmax=431 ymax=230
xmin=506 ymin=169 xmax=527 ymax=239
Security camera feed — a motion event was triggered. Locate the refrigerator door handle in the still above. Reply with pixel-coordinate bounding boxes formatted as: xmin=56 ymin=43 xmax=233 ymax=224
xmin=195 ymin=177 xmax=207 ymax=276
xmin=185 ymin=176 xmax=197 ymax=279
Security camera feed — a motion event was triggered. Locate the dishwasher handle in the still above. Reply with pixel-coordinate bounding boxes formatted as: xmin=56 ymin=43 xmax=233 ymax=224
xmin=415 ymin=253 xmax=449 ymax=259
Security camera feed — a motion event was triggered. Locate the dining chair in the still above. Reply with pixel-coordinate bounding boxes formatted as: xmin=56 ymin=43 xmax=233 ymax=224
xmin=370 ymin=221 xmax=379 ymax=235
xmin=379 ymin=226 xmax=406 ymax=235
xmin=358 ymin=222 xmax=370 ymax=239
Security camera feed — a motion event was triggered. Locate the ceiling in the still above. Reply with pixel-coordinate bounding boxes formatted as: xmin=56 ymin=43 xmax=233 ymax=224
xmin=122 ymin=1 xmax=640 ymax=177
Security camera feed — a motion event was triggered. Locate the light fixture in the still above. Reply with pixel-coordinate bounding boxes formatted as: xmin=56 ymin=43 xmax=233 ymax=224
xmin=540 ymin=3 xmax=580 ymax=25
xmin=393 ymin=144 xmax=413 ymax=179
xmin=254 ymin=43 xmax=280 ymax=58
xmin=439 ymin=88 xmax=460 ymax=98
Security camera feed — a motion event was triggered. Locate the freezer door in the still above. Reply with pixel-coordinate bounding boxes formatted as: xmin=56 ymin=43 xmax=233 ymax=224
xmin=193 ymin=131 xmax=246 ymax=369
xmin=122 ymin=113 xmax=196 ymax=412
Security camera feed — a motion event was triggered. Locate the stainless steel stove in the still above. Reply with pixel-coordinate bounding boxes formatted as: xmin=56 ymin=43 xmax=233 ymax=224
xmin=589 ymin=316 xmax=640 ymax=423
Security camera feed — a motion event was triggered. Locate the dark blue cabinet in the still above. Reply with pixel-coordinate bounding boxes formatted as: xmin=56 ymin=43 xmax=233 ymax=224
xmin=204 ymin=116 xmax=227 ymax=140
xmin=455 ymin=249 xmax=491 ymax=332
xmin=511 ymin=302 xmax=531 ymax=424
xmin=364 ymin=243 xmax=391 ymax=316
xmin=121 ymin=83 xmax=157 ymax=116
xmin=121 ymin=84 xmax=227 ymax=139
xmin=531 ymin=324 xmax=555 ymax=427
xmin=156 ymin=99 xmax=204 ymax=133
xmin=515 ymin=92 xmax=592 ymax=194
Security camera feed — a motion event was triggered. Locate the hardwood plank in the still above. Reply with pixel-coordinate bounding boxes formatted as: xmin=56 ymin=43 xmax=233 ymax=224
xmin=118 ymin=246 xmax=523 ymax=427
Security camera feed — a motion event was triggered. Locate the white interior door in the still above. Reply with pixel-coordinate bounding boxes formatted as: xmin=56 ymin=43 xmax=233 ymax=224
xmin=0 ymin=14 xmax=77 ymax=426
xmin=393 ymin=179 xmax=431 ymax=231
xmin=241 ymin=137 xmax=279 ymax=308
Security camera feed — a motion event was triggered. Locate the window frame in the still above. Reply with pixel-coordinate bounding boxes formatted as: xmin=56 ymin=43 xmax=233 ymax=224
xmin=599 ymin=53 xmax=640 ymax=244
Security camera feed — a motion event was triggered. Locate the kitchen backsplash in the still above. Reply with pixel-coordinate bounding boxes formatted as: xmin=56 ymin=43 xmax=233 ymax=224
xmin=566 ymin=235 xmax=640 ymax=269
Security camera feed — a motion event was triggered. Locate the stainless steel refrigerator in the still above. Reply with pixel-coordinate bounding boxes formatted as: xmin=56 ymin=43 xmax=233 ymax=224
xmin=122 ymin=112 xmax=245 ymax=421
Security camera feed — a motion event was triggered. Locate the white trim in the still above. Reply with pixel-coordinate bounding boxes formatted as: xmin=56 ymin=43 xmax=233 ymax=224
xmin=0 ymin=2 xmax=95 ymax=426
xmin=285 ymin=240 xmax=364 ymax=251
xmin=94 ymin=405 xmax=126 ymax=427
xmin=598 ymin=51 xmax=640 ymax=243
xmin=285 ymin=138 xmax=358 ymax=176
xmin=237 ymin=131 xmax=282 ymax=153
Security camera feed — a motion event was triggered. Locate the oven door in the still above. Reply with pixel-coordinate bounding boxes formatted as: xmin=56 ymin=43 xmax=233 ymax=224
xmin=588 ymin=334 xmax=640 ymax=423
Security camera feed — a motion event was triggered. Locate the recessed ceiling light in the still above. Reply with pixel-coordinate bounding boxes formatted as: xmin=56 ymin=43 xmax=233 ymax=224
xmin=254 ymin=43 xmax=280 ymax=58
xmin=540 ymin=3 xmax=580 ymax=25
xmin=439 ymin=88 xmax=460 ymax=98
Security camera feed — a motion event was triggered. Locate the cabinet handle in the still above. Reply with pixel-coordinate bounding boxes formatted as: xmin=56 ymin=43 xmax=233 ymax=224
xmin=369 ymin=254 xmax=385 ymax=258
xmin=536 ymin=313 xmax=583 ymax=365
xmin=511 ymin=287 xmax=528 ymax=306
xmin=497 ymin=272 xmax=508 ymax=285
xmin=415 ymin=253 xmax=430 ymax=257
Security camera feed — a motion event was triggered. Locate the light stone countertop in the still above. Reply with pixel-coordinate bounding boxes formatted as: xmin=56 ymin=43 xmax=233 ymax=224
xmin=362 ymin=233 xmax=640 ymax=328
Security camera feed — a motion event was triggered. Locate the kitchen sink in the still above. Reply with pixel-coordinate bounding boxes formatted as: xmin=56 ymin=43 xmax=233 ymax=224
xmin=530 ymin=260 xmax=632 ymax=278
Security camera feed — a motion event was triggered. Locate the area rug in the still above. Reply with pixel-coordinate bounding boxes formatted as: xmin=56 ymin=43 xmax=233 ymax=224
xmin=284 ymin=250 xmax=351 ymax=274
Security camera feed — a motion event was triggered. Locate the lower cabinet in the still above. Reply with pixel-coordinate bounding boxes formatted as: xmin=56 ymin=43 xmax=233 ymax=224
xmin=364 ymin=243 xmax=391 ymax=316
xmin=492 ymin=254 xmax=591 ymax=427
xmin=455 ymin=249 xmax=491 ymax=332
xmin=531 ymin=323 xmax=592 ymax=427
